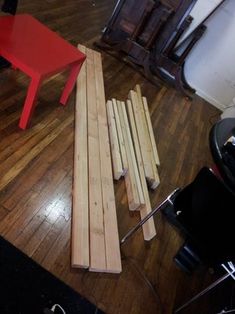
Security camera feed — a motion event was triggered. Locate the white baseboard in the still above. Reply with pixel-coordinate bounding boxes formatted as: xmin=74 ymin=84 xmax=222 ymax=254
xmin=195 ymin=88 xmax=225 ymax=112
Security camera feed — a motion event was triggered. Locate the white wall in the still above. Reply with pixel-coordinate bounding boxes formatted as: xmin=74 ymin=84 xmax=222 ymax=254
xmin=182 ymin=0 xmax=235 ymax=110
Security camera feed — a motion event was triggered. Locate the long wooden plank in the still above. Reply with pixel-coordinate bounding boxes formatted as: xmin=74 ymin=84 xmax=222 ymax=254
xmin=93 ymin=50 xmax=122 ymax=273
xmin=130 ymin=89 xmax=160 ymax=189
xmin=116 ymin=100 xmax=141 ymax=211
xmin=112 ymin=99 xmax=138 ymax=210
xmin=106 ymin=100 xmax=123 ymax=180
xmin=126 ymin=99 xmax=156 ymax=241
xmin=120 ymin=101 xmax=145 ymax=206
xmin=135 ymin=85 xmax=160 ymax=188
xmin=112 ymin=99 xmax=128 ymax=171
xmin=142 ymin=96 xmax=160 ymax=167
xmin=71 ymin=44 xmax=89 ymax=268
xmin=86 ymin=47 xmax=106 ymax=272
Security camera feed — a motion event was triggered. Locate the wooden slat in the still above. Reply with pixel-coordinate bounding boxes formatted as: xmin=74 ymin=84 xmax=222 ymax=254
xmin=93 ymin=50 xmax=122 ymax=273
xmin=112 ymin=99 xmax=128 ymax=171
xmin=126 ymin=99 xmax=156 ymax=241
xmin=142 ymin=96 xmax=160 ymax=167
xmin=71 ymin=44 xmax=89 ymax=268
xmin=86 ymin=47 xmax=106 ymax=271
xmin=116 ymin=100 xmax=142 ymax=211
xmin=130 ymin=89 xmax=160 ymax=189
xmin=120 ymin=101 xmax=145 ymax=206
xmin=106 ymin=100 xmax=123 ymax=180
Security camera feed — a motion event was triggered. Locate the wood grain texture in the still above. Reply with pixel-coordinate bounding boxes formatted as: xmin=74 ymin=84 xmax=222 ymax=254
xmin=142 ymin=96 xmax=160 ymax=167
xmin=86 ymin=47 xmax=106 ymax=272
xmin=0 ymin=1 xmax=224 ymax=313
xmin=126 ymin=99 xmax=156 ymax=241
xmin=71 ymin=44 xmax=89 ymax=268
xmin=116 ymin=99 xmax=142 ymax=211
xmin=94 ymin=50 xmax=122 ymax=273
xmin=106 ymin=100 xmax=123 ymax=180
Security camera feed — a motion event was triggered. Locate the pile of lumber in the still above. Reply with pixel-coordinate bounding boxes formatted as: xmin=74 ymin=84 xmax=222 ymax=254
xmin=106 ymin=86 xmax=160 ymax=241
xmin=72 ymin=45 xmax=122 ymax=273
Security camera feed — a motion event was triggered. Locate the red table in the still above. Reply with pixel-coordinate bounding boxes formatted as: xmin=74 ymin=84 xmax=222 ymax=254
xmin=0 ymin=14 xmax=86 ymax=129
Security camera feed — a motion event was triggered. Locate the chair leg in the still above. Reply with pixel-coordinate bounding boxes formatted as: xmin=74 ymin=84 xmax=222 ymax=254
xmin=120 ymin=189 xmax=180 ymax=245
xmin=60 ymin=61 xmax=84 ymax=106
xmin=19 ymin=76 xmax=42 ymax=130
xmin=174 ymin=273 xmax=231 ymax=313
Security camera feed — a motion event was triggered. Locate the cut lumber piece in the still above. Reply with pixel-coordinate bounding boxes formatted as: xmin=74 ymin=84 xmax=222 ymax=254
xmin=93 ymin=50 xmax=122 ymax=273
xmin=142 ymin=96 xmax=160 ymax=167
xmin=106 ymin=100 xmax=123 ymax=180
xmin=130 ymin=88 xmax=160 ymax=189
xmin=120 ymin=101 xmax=145 ymax=206
xmin=126 ymin=99 xmax=156 ymax=241
xmin=72 ymin=44 xmax=89 ymax=268
xmin=112 ymin=99 xmax=128 ymax=172
xmin=86 ymin=47 xmax=106 ymax=272
xmin=116 ymin=100 xmax=142 ymax=211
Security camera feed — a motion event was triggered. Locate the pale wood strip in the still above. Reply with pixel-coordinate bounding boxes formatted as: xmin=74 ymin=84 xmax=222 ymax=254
xmin=142 ymin=96 xmax=160 ymax=166
xmin=112 ymin=99 xmax=128 ymax=171
xmin=71 ymin=44 xmax=89 ymax=268
xmin=120 ymin=101 xmax=145 ymax=205
xmin=116 ymin=100 xmax=141 ymax=211
xmin=130 ymin=88 xmax=160 ymax=189
xmin=106 ymin=100 xmax=123 ymax=180
xmin=93 ymin=50 xmax=122 ymax=273
xmin=86 ymin=47 xmax=106 ymax=271
xmin=0 ymin=115 xmax=74 ymax=191
xmin=126 ymin=99 xmax=156 ymax=241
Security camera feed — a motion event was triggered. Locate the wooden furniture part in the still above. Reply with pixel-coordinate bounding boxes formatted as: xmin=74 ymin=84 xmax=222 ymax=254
xmin=71 ymin=45 xmax=89 ymax=269
xmin=72 ymin=45 xmax=121 ymax=273
xmin=0 ymin=14 xmax=86 ymax=129
xmin=142 ymin=96 xmax=160 ymax=166
xmin=126 ymin=99 xmax=157 ymax=241
xmin=106 ymin=100 xmax=124 ymax=180
xmin=115 ymin=99 xmax=143 ymax=211
xmin=93 ymin=50 xmax=122 ymax=273
xmin=112 ymin=99 xmax=128 ymax=172
xmin=97 ymin=0 xmax=207 ymax=97
xmin=129 ymin=89 xmax=160 ymax=189
xmin=120 ymin=101 xmax=145 ymax=206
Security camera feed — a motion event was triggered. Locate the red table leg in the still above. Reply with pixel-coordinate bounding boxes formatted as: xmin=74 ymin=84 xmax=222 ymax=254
xmin=19 ymin=76 xmax=42 ymax=129
xmin=60 ymin=61 xmax=84 ymax=106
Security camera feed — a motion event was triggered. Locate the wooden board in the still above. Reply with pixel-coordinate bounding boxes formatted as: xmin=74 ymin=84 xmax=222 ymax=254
xmin=72 ymin=44 xmax=89 ymax=268
xmin=130 ymin=88 xmax=160 ymax=189
xmin=86 ymin=47 xmax=106 ymax=272
xmin=93 ymin=50 xmax=122 ymax=273
xmin=106 ymin=100 xmax=123 ymax=180
xmin=112 ymin=99 xmax=128 ymax=172
xmin=116 ymin=100 xmax=142 ymax=211
xmin=142 ymin=96 xmax=160 ymax=167
xmin=126 ymin=99 xmax=156 ymax=241
xmin=120 ymin=101 xmax=145 ymax=206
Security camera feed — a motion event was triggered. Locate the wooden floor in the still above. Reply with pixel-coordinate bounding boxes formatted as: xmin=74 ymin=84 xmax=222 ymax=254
xmin=0 ymin=1 xmax=230 ymax=313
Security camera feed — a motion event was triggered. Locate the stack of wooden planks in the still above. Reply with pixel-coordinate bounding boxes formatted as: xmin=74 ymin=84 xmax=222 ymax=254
xmin=72 ymin=45 xmax=122 ymax=273
xmin=106 ymin=86 xmax=160 ymax=241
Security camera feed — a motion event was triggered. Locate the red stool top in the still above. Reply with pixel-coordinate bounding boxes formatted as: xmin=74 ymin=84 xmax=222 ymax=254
xmin=0 ymin=14 xmax=85 ymax=77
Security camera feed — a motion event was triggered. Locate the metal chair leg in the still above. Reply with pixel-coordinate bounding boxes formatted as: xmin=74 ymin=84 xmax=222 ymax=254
xmin=120 ymin=189 xmax=180 ymax=245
